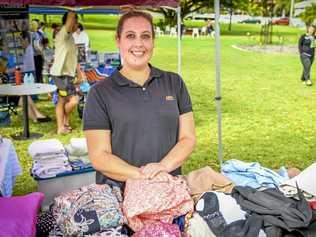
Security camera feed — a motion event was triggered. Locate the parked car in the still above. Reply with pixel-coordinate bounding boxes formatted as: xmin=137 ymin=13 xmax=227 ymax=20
xmin=239 ymin=18 xmax=261 ymax=24
xmin=273 ymin=17 xmax=289 ymax=26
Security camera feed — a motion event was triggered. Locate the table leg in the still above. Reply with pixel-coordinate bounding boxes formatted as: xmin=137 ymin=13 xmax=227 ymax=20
xmin=11 ymin=95 xmax=43 ymax=140
xmin=22 ymin=95 xmax=29 ymax=138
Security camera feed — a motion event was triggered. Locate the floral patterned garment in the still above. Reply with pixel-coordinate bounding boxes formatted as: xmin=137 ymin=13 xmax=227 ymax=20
xmin=132 ymin=222 xmax=182 ymax=237
xmin=123 ymin=176 xmax=194 ymax=232
xmin=52 ymin=184 xmax=124 ymax=236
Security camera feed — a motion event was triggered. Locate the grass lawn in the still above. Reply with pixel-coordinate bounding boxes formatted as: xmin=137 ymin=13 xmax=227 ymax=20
xmin=1 ymin=21 xmax=314 ymax=195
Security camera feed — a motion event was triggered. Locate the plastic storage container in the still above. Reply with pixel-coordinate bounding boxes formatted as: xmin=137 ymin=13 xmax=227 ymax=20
xmin=34 ymin=167 xmax=95 ymax=209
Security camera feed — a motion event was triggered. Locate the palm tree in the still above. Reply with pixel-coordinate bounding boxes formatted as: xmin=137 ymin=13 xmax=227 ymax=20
xmin=300 ymin=4 xmax=316 ymax=27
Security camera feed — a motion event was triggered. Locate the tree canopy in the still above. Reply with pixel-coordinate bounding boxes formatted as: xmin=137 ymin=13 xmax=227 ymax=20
xmin=300 ymin=4 xmax=316 ymax=26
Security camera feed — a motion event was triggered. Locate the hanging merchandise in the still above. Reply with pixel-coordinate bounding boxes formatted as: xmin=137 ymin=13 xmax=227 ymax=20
xmin=0 ymin=4 xmax=29 ymax=82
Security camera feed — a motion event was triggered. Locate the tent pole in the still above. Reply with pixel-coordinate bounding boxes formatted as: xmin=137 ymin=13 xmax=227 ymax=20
xmin=214 ymin=0 xmax=223 ymax=167
xmin=177 ymin=6 xmax=181 ymax=75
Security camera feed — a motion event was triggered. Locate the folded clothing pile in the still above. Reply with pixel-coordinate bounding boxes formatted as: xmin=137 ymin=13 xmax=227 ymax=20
xmin=65 ymin=138 xmax=92 ymax=170
xmin=123 ymin=176 xmax=194 ymax=232
xmin=52 ymin=183 xmax=124 ymax=236
xmin=29 ymin=139 xmax=72 ymax=179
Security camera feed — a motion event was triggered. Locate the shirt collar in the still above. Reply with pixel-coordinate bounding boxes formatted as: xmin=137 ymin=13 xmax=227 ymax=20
xmin=111 ymin=64 xmax=163 ymax=87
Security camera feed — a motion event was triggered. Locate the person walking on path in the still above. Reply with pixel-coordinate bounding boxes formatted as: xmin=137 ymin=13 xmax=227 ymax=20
xmin=50 ymin=11 xmax=79 ymax=135
xmin=299 ymin=25 xmax=316 ymax=86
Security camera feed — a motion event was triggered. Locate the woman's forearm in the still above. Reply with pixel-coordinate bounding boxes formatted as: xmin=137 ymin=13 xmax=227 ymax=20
xmin=90 ymin=152 xmax=143 ymax=182
xmin=160 ymin=136 xmax=196 ymax=173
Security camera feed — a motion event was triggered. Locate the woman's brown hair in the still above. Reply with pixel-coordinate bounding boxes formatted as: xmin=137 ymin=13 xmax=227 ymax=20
xmin=116 ymin=10 xmax=155 ymax=39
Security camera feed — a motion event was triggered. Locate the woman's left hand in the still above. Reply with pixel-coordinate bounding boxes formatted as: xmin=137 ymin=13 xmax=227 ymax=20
xmin=140 ymin=162 xmax=168 ymax=179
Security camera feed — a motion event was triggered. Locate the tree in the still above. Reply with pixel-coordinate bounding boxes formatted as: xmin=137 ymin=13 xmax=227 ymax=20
xmin=274 ymin=0 xmax=304 ymax=17
xmin=274 ymin=0 xmax=291 ymax=16
xmin=248 ymin=0 xmax=276 ymax=17
xmin=153 ymin=0 xmax=213 ymax=26
xmin=221 ymin=0 xmax=248 ymax=31
xmin=300 ymin=4 xmax=316 ymax=27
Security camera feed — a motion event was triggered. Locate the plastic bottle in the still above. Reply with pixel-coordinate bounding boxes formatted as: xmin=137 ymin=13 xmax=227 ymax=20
xmin=14 ymin=67 xmax=22 ymax=85
xmin=28 ymin=72 xmax=35 ymax=84
xmin=23 ymin=73 xmax=29 ymax=84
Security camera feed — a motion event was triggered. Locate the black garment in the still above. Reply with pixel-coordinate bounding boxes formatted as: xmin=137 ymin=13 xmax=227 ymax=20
xmin=197 ymin=192 xmax=263 ymax=237
xmin=298 ymin=34 xmax=315 ymax=58
xmin=36 ymin=211 xmax=56 ymax=237
xmin=0 ymin=72 xmax=19 ymax=106
xmin=300 ymin=53 xmax=314 ymax=81
xmin=232 ymin=186 xmax=313 ymax=237
xmin=83 ymin=65 xmax=193 ymax=184
xmin=34 ymin=55 xmax=43 ymax=83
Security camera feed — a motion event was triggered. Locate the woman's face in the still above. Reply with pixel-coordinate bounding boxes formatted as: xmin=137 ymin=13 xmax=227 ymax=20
xmin=116 ymin=16 xmax=154 ymax=70
xmin=308 ymin=26 xmax=315 ymax=36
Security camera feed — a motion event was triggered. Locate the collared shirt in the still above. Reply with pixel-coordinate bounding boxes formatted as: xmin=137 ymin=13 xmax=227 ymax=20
xmin=83 ymin=65 xmax=193 ymax=184
xmin=50 ymin=26 xmax=77 ymax=77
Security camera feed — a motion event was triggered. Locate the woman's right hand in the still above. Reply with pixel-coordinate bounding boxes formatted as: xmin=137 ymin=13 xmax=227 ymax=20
xmin=153 ymin=171 xmax=173 ymax=182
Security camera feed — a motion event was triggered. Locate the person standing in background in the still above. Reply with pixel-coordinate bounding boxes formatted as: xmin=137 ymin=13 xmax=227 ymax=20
xmin=39 ymin=21 xmax=48 ymax=39
xmin=21 ymin=31 xmax=36 ymax=80
xmin=299 ymin=25 xmax=316 ymax=86
xmin=51 ymin=23 xmax=61 ymax=41
xmin=30 ymin=19 xmax=44 ymax=84
xmin=50 ymin=11 xmax=79 ymax=135
xmin=73 ymin=23 xmax=90 ymax=52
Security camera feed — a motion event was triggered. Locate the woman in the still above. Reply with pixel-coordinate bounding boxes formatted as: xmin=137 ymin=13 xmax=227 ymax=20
xmin=299 ymin=25 xmax=316 ymax=86
xmin=83 ymin=11 xmax=196 ymax=185
xmin=73 ymin=23 xmax=90 ymax=52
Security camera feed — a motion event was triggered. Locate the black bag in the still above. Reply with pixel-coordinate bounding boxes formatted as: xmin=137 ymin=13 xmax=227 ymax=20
xmin=0 ymin=109 xmax=10 ymax=127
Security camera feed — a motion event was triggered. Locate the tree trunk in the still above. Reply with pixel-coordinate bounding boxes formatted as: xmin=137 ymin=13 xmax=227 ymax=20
xmin=43 ymin=14 xmax=47 ymax=24
xmin=229 ymin=9 xmax=233 ymax=31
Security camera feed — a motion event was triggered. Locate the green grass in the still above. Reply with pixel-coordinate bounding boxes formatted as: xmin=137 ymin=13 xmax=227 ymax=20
xmin=2 ymin=22 xmax=315 ymax=195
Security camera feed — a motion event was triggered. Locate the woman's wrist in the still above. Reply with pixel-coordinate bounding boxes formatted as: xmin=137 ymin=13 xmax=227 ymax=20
xmin=158 ymin=162 xmax=169 ymax=173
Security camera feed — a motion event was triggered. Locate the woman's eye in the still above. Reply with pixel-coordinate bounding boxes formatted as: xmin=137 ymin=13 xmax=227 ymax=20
xmin=141 ymin=34 xmax=151 ymax=39
xmin=126 ymin=34 xmax=135 ymax=39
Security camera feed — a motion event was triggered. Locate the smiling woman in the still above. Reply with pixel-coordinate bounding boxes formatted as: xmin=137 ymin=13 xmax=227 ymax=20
xmin=83 ymin=10 xmax=196 ymax=186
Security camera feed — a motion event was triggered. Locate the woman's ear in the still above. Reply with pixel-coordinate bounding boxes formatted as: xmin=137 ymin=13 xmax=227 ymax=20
xmin=115 ymin=34 xmax=120 ymax=48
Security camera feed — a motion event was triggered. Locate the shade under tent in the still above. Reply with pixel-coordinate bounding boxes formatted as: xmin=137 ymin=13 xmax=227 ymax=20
xmin=2 ymin=0 xmax=224 ymax=167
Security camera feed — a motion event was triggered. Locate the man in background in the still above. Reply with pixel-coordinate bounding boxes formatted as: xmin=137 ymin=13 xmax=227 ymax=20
xmin=50 ymin=11 xmax=79 ymax=135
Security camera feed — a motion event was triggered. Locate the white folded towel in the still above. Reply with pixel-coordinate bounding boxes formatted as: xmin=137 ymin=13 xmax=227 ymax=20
xmin=28 ymin=139 xmax=65 ymax=158
xmin=70 ymin=138 xmax=88 ymax=155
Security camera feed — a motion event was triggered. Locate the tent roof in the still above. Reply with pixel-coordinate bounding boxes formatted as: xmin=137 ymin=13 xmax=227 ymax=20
xmin=29 ymin=6 xmax=120 ymax=15
xmin=2 ymin=0 xmax=179 ymax=8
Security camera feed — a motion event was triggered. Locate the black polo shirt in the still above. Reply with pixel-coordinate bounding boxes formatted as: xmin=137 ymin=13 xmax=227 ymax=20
xmin=83 ymin=65 xmax=192 ymax=184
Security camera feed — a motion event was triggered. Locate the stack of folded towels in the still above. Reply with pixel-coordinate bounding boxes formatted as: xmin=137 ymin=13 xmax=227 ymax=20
xmin=65 ymin=138 xmax=92 ymax=170
xmin=29 ymin=139 xmax=72 ymax=179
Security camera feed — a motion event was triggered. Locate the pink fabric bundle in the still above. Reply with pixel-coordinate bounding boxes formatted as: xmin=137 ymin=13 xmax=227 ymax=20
xmin=123 ymin=176 xmax=194 ymax=232
xmin=132 ymin=222 xmax=182 ymax=237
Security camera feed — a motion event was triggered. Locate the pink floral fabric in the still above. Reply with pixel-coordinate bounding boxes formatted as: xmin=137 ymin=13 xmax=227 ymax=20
xmin=132 ymin=222 xmax=181 ymax=237
xmin=123 ymin=176 xmax=194 ymax=232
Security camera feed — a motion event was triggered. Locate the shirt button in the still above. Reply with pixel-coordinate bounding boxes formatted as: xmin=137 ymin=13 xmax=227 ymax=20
xmin=142 ymin=87 xmax=146 ymax=91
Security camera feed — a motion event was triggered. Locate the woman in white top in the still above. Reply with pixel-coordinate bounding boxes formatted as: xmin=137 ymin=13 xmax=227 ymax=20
xmin=73 ymin=23 xmax=90 ymax=52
